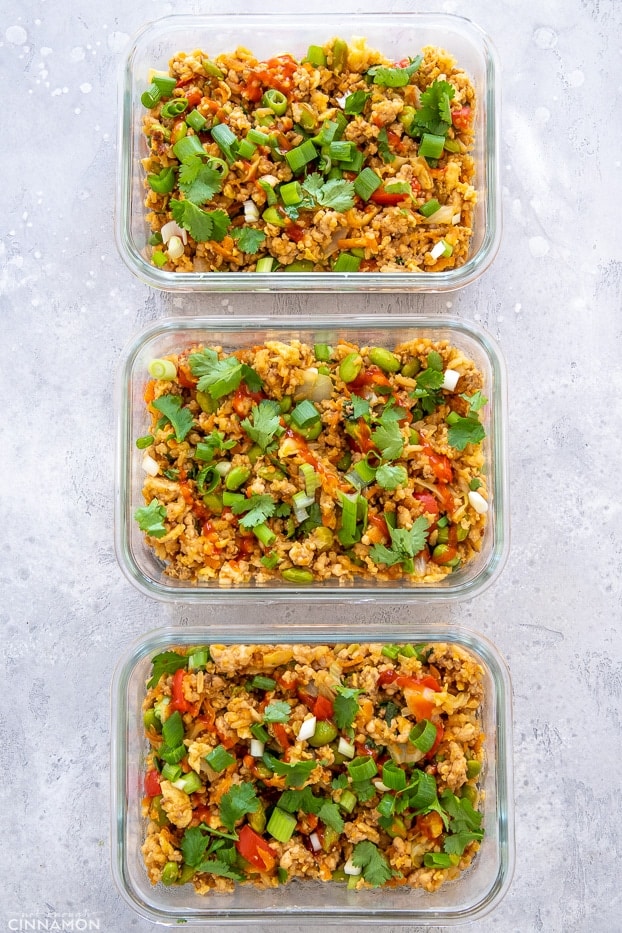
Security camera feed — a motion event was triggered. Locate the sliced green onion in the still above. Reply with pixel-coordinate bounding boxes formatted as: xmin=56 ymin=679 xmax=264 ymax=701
xmin=262 ymin=88 xmax=288 ymax=116
xmin=160 ymin=98 xmax=188 ymax=119
xmin=152 ymin=75 xmax=177 ymax=97
xmin=292 ymin=490 xmax=315 ymax=511
xmin=329 ymin=140 xmax=354 ymax=161
xmin=347 ymin=756 xmax=378 ymax=782
xmin=250 ymin=675 xmax=276 ymax=691
xmin=173 ymin=134 xmax=205 ymax=163
xmin=251 ymin=724 xmax=270 ymax=744
xmin=466 ymin=759 xmax=482 ymax=779
xmin=409 ymin=719 xmax=437 ymax=754
xmin=291 ymin=400 xmax=320 ymax=429
xmin=338 ymin=148 xmax=364 ymax=173
xmin=187 ymin=648 xmax=210 ymax=670
xmin=353 ymin=458 xmax=376 ymax=485
xmin=148 ymin=358 xmax=177 ymax=380
xmin=147 ymin=166 xmax=177 ymax=194
xmin=377 ymin=794 xmax=395 ymax=819
xmin=382 ymin=761 xmax=407 ymax=791
xmin=136 ymin=434 xmax=154 ymax=450
xmin=418 ymin=133 xmax=445 ymax=160
xmin=222 ymin=490 xmax=245 ymax=508
xmin=285 ymin=139 xmax=318 ymax=173
xmin=161 ymin=762 xmax=182 ymax=782
xmin=211 ymin=123 xmax=239 ymax=164
xmin=332 ymin=252 xmax=361 ymax=273
xmin=205 ymin=744 xmax=235 ymax=773
xmin=398 ymin=644 xmax=417 ymax=658
xmin=338 ymin=789 xmax=357 ymax=813
xmin=267 ymin=807 xmax=297 ymax=843
xmin=262 ymin=206 xmax=287 ymax=227
xmin=282 ymin=260 xmax=315 ymax=272
xmin=255 ymin=256 xmax=275 ymax=272
xmin=354 ymin=167 xmax=382 ymax=201
xmin=407 ymin=771 xmax=438 ymax=810
xmin=203 ymin=59 xmax=224 ymax=78
xmin=384 ymin=181 xmax=412 ymax=195
xmin=237 ymin=138 xmax=257 ymax=160
xmin=331 ymin=38 xmax=348 ymax=73
xmin=141 ymin=84 xmax=161 ymax=109
xmin=185 ymin=109 xmax=207 ymax=133
xmin=174 ymin=771 xmax=203 ymax=795
xmin=247 ymin=128 xmax=272 ymax=145
xmin=338 ymin=491 xmax=360 ymax=546
xmin=381 ymin=644 xmax=400 ymax=660
xmin=305 ymin=44 xmax=327 ymax=67
xmin=419 ymin=198 xmax=442 ymax=218
xmin=253 ymin=523 xmax=276 ymax=547
xmin=299 ymin=463 xmax=321 ymax=497
xmin=443 ymin=138 xmax=461 ymax=153
xmin=280 ymin=180 xmax=303 ymax=206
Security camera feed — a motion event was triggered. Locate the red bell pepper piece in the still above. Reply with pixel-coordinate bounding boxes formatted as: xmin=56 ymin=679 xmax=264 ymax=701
xmin=170 ymin=668 xmax=189 ymax=714
xmin=144 ymin=769 xmax=162 ymax=797
xmin=236 ymin=825 xmax=277 ymax=872
xmin=313 ymin=695 xmax=334 ymax=721
xmin=370 ymin=189 xmax=409 ymax=206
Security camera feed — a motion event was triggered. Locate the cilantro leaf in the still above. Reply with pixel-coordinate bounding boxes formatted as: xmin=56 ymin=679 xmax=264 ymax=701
xmin=375 ymin=463 xmax=408 ymax=490
xmin=219 ymin=782 xmax=259 ymax=832
xmin=152 ymin=394 xmax=194 ymax=442
xmin=447 ymin=416 xmax=486 ymax=451
xmin=146 ymin=650 xmax=188 ymax=688
xmin=351 ymin=778 xmax=376 ymax=802
xmin=377 ymin=127 xmax=395 ymax=164
xmin=195 ymin=858 xmax=244 ymax=880
xmin=371 ymin=419 xmax=403 ymax=460
xmin=278 ymin=787 xmax=322 ymax=815
xmin=350 ymin=395 xmax=370 ymax=420
xmin=241 ymin=364 xmax=263 ymax=394
xmin=240 ymin=400 xmax=284 ymax=451
xmin=368 ymin=543 xmax=402 ymax=567
xmin=231 ymin=494 xmax=277 ymax=529
xmin=178 ymin=155 xmax=223 ymax=205
xmin=196 ymin=430 xmax=236 ymax=462
xmin=180 ymin=826 xmax=212 ymax=868
xmin=333 ymin=686 xmax=363 ymax=731
xmin=271 ymin=758 xmax=316 ymax=788
xmin=188 ymin=352 xmax=244 ymax=400
xmin=231 ymin=226 xmax=267 ymax=254
xmin=367 ymin=56 xmax=422 ymax=88
xmin=412 ymin=80 xmax=456 ymax=137
xmin=318 ymin=801 xmax=345 ymax=833
xmin=462 ymin=390 xmax=488 ymax=413
xmin=316 ymin=178 xmax=356 ymax=211
xmin=351 ymin=840 xmax=393 ymax=887
xmin=135 ymin=499 xmax=168 ymax=539
xmin=370 ymin=516 xmax=429 ymax=569
xmin=443 ymin=830 xmax=484 ymax=856
xmin=170 ymin=199 xmax=230 ymax=242
xmin=415 ymin=368 xmax=445 ymax=391
xmin=331 ymin=773 xmax=349 ymax=790
xmin=301 ymin=173 xmax=324 ymax=200
xmin=344 ymin=89 xmax=371 ymax=114
xmin=263 ymin=700 xmax=291 ymax=723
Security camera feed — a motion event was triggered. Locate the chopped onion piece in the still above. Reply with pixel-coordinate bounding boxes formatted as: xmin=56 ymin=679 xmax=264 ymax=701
xmin=309 ymin=832 xmax=322 ymax=852
xmin=335 ymin=94 xmax=347 ymax=109
xmin=373 ymin=779 xmax=391 ymax=793
xmin=294 ymin=506 xmax=309 ymax=523
xmin=442 ymin=369 xmax=460 ymax=391
xmin=166 ymin=236 xmax=185 ymax=260
xmin=258 ymin=174 xmax=279 ymax=187
xmin=294 ymin=368 xmax=334 ymax=402
xmin=430 ymin=241 xmax=446 ymax=260
xmin=337 ymin=737 xmax=355 ymax=759
xmin=420 ymin=205 xmax=455 ymax=225
xmin=214 ymin=460 xmax=232 ymax=476
xmin=243 ymin=199 xmax=260 ymax=223
xmin=161 ymin=220 xmax=187 ymax=245
xmin=452 ymin=212 xmax=462 ymax=225
xmin=344 ymin=858 xmax=362 ymax=876
xmin=468 ymin=490 xmax=489 ymax=514
xmin=298 ymin=715 xmax=317 ymax=742
xmin=142 ymin=454 xmax=159 ymax=476
xmin=250 ymin=738 xmax=265 ymax=757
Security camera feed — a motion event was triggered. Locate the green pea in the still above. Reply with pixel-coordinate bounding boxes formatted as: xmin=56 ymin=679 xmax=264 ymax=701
xmin=436 ymin=526 xmax=449 ymax=545
xmin=281 ymin=568 xmax=314 ymax=584
xmin=456 ymin=523 xmax=470 ymax=542
xmin=308 ymin=720 xmax=338 ymax=747
xmin=460 ymin=783 xmax=478 ymax=805
xmin=401 ymin=358 xmax=421 ymax=378
xmin=225 ymin=466 xmax=251 ymax=490
xmin=368 ymin=347 xmax=401 ymax=373
xmin=339 ymin=352 xmax=362 ymax=384
xmin=161 ymin=862 xmax=179 ymax=886
xmin=432 ymin=544 xmax=455 ymax=564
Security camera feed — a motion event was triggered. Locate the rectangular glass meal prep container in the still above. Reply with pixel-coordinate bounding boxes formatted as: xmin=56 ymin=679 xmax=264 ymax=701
xmin=110 ymin=623 xmax=514 ymax=926
xmin=114 ymin=314 xmax=508 ymax=603
xmin=116 ymin=12 xmax=500 ymax=293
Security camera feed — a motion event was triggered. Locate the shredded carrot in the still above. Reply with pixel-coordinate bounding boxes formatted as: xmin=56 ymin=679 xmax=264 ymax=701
xmin=243 ymin=155 xmax=262 ymax=181
xmin=143 ymin=379 xmax=156 ymax=404
xmin=337 ymin=236 xmax=377 ymax=250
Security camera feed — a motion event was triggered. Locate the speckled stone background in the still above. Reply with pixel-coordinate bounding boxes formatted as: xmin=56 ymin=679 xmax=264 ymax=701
xmin=2 ymin=0 xmax=621 ymax=931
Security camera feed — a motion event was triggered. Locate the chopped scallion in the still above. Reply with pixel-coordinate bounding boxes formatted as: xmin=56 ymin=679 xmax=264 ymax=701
xmin=285 ymin=139 xmax=318 ymax=173
xmin=418 ymin=133 xmax=445 ymax=160
xmin=205 ymin=744 xmax=235 ymax=773
xmin=251 ymin=675 xmax=277 ymax=691
xmin=262 ymin=88 xmax=288 ymax=116
xmin=409 ymin=719 xmax=437 ymax=753
xmin=185 ymin=109 xmax=207 ymax=133
xmin=280 ymin=180 xmax=303 ymax=206
xmin=347 ymin=755 xmax=378 ymax=781
xmin=152 ymin=75 xmax=177 ymax=97
xmin=332 ymin=252 xmax=361 ymax=272
xmin=172 ymin=134 xmax=205 ymax=163
xmin=353 ymin=167 xmax=382 ymax=201
xmin=267 ymin=807 xmax=297 ymax=843
xmin=291 ymin=400 xmax=321 ymax=429
xmin=304 ymin=45 xmax=327 ymax=67
xmin=148 ymin=358 xmax=177 ymax=380
xmin=160 ymin=98 xmax=188 ymax=120
xmin=255 ymin=256 xmax=275 ymax=272
xmin=236 ymin=138 xmax=257 ymax=160
xmin=211 ymin=123 xmax=239 ymax=165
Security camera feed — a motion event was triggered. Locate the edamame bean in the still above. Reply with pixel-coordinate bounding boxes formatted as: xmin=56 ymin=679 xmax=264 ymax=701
xmin=225 ymin=466 xmax=251 ymax=490
xmin=281 ymin=568 xmax=314 ymax=584
xmin=161 ymin=862 xmax=179 ymax=886
xmin=339 ymin=352 xmax=362 ymax=384
xmin=368 ymin=347 xmax=401 ymax=373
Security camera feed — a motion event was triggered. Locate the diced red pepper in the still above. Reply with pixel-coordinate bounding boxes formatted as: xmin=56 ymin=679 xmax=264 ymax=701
xmin=185 ymin=89 xmax=203 ymax=108
xmin=313 ymin=695 xmax=334 ymax=721
xmin=414 ymin=492 xmax=440 ymax=517
xmin=232 ymin=381 xmax=264 ymax=417
xmin=451 ymin=105 xmax=472 ymax=131
xmin=177 ymin=361 xmax=198 ymax=388
xmin=349 ymin=366 xmax=392 ymax=391
xmin=370 ymin=189 xmax=409 ymax=206
xmin=368 ymin=513 xmax=390 ymax=542
xmin=272 ymin=722 xmax=291 ymax=749
xmin=170 ymin=668 xmax=189 ymax=714
xmin=236 ymin=825 xmax=277 ymax=872
xmin=377 ymin=669 xmax=397 ymax=687
xmin=286 ymin=222 xmax=305 ymax=243
xmin=144 ymin=769 xmax=162 ymax=797
xmin=420 ymin=438 xmax=453 ymax=483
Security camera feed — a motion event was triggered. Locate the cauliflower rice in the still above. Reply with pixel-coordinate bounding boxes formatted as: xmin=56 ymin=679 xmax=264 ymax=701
xmin=141 ymin=641 xmax=486 ymax=893
xmin=140 ymin=38 xmax=476 ymax=273
xmin=134 ymin=337 xmax=489 ymax=586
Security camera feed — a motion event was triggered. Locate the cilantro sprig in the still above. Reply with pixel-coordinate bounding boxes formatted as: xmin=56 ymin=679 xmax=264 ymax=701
xmin=351 ymin=840 xmax=393 ymax=886
xmin=135 ymin=499 xmax=168 ymax=539
xmin=411 ymin=80 xmax=456 ymax=137
xmin=447 ymin=392 xmax=488 ymax=451
xmin=366 ymin=56 xmax=422 ymax=88
xmin=301 ymin=173 xmax=356 ymax=213
xmin=231 ymin=494 xmax=277 ymax=529
xmin=146 ymin=650 xmax=188 ymax=688
xmin=152 ymin=394 xmax=194 ymax=442
xmin=170 ymin=199 xmax=230 ymax=243
xmin=219 ymin=782 xmax=259 ymax=832
xmin=231 ymin=226 xmax=267 ymax=254
xmin=177 ymin=156 xmax=223 ymax=205
xmin=188 ymin=348 xmax=262 ymax=401
xmin=241 ymin=400 xmax=284 ymax=451
xmin=333 ymin=686 xmax=363 ymax=732
xmin=370 ymin=515 xmax=429 ymax=572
